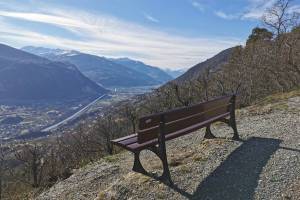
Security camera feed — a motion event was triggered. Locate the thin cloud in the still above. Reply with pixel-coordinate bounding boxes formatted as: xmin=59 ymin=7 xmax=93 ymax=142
xmin=242 ymin=0 xmax=300 ymax=20
xmin=214 ymin=0 xmax=279 ymax=21
xmin=214 ymin=11 xmax=239 ymax=20
xmin=242 ymin=0 xmax=277 ymax=20
xmin=0 ymin=11 xmax=94 ymax=29
xmin=0 ymin=4 xmax=242 ymax=69
xmin=143 ymin=12 xmax=159 ymax=23
xmin=191 ymin=1 xmax=205 ymax=12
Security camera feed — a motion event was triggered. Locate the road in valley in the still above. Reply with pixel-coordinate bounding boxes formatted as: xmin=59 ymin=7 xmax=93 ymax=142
xmin=42 ymin=94 xmax=106 ymax=132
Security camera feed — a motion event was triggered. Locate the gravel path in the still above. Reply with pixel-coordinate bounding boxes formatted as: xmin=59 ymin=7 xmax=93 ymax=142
xmin=36 ymin=96 xmax=300 ymax=200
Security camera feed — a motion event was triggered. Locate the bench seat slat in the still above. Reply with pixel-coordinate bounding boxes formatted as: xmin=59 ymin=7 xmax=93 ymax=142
xmin=116 ymin=136 xmax=138 ymax=147
xmin=126 ymin=112 xmax=230 ymax=151
xmin=112 ymin=135 xmax=139 ymax=152
xmin=111 ymin=133 xmax=137 ymax=143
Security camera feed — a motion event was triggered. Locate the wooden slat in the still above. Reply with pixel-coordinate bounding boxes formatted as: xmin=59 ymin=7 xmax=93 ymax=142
xmin=111 ymin=135 xmax=138 ymax=152
xmin=111 ymin=133 xmax=137 ymax=143
xmin=137 ymin=126 xmax=160 ymax=143
xmin=165 ymin=105 xmax=229 ymax=134
xmin=137 ymin=104 xmax=231 ymax=143
xmin=129 ymin=112 xmax=230 ymax=151
xmin=115 ymin=136 xmax=138 ymax=147
xmin=165 ymin=112 xmax=230 ymax=141
xmin=164 ymin=97 xmax=231 ymax=123
xmin=138 ymin=115 xmax=160 ymax=130
xmin=138 ymin=95 xmax=232 ymax=130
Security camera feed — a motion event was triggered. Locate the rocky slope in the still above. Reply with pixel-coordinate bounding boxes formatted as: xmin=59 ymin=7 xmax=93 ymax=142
xmin=175 ymin=47 xmax=234 ymax=83
xmin=36 ymin=90 xmax=300 ymax=200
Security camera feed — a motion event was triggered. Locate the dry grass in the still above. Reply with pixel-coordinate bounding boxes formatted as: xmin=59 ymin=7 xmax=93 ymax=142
xmin=192 ymin=154 xmax=208 ymax=162
xmin=255 ymin=89 xmax=300 ymax=106
xmin=241 ymin=88 xmax=300 ymax=116
xmin=124 ymin=172 xmax=151 ymax=184
xmin=103 ymin=155 xmax=119 ymax=163
xmin=178 ymin=165 xmax=191 ymax=174
xmin=169 ymin=151 xmax=195 ymax=167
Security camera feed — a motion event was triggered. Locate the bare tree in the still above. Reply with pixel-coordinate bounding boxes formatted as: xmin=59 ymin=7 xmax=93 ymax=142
xmin=168 ymin=82 xmax=193 ymax=106
xmin=0 ymin=144 xmax=8 ymax=200
xmin=263 ymin=0 xmax=300 ymax=36
xmin=195 ymin=67 xmax=214 ymax=101
xmin=14 ymin=143 xmax=47 ymax=188
xmin=143 ymin=86 xmax=177 ymax=113
xmin=95 ymin=115 xmax=119 ymax=155
xmin=123 ymin=103 xmax=138 ymax=133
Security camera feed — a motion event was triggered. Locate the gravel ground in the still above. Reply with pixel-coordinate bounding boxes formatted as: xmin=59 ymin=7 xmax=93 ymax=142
xmin=36 ymin=96 xmax=300 ymax=200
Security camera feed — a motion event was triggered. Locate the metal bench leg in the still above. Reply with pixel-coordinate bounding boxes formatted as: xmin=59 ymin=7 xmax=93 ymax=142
xmin=157 ymin=115 xmax=174 ymax=186
xmin=204 ymin=125 xmax=216 ymax=139
xmin=132 ymin=115 xmax=174 ymax=186
xmin=132 ymin=146 xmax=173 ymax=185
xmin=229 ymin=95 xmax=240 ymax=140
xmin=158 ymin=146 xmax=173 ymax=186
xmin=230 ymin=118 xmax=240 ymax=140
xmin=132 ymin=151 xmax=147 ymax=175
xmin=146 ymin=146 xmax=173 ymax=185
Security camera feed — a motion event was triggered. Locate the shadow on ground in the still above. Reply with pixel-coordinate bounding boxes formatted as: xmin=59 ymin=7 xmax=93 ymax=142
xmin=171 ymin=137 xmax=282 ymax=200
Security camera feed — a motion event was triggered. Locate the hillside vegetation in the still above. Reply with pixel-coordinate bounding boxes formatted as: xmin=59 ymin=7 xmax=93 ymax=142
xmin=36 ymin=89 xmax=300 ymax=200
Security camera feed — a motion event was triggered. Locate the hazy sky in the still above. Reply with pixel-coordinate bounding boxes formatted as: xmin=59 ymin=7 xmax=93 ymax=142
xmin=0 ymin=0 xmax=299 ymax=69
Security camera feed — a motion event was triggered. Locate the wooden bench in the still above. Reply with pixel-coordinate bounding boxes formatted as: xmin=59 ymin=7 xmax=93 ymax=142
xmin=111 ymin=95 xmax=239 ymax=185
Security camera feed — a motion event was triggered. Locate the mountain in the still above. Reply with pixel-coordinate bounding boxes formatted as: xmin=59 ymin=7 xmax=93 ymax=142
xmin=20 ymin=46 xmax=80 ymax=57
xmin=110 ymin=57 xmax=172 ymax=83
xmin=175 ymin=47 xmax=235 ymax=83
xmin=164 ymin=68 xmax=187 ymax=78
xmin=0 ymin=43 xmax=107 ymax=101
xmin=22 ymin=47 xmax=170 ymax=87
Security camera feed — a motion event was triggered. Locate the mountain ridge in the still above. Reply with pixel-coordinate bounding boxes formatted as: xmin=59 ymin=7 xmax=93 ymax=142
xmin=22 ymin=46 xmax=173 ymax=87
xmin=109 ymin=57 xmax=173 ymax=83
xmin=175 ymin=47 xmax=235 ymax=83
xmin=0 ymin=43 xmax=108 ymax=101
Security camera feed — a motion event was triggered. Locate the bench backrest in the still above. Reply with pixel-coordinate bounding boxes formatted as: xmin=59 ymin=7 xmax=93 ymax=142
xmin=137 ymin=95 xmax=234 ymax=143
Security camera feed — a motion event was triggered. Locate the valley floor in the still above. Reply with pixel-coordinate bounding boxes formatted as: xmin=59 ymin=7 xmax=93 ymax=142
xmin=36 ymin=92 xmax=300 ymax=200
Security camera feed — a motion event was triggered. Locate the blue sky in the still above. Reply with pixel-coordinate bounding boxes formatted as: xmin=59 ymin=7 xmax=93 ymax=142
xmin=0 ymin=0 xmax=299 ymax=69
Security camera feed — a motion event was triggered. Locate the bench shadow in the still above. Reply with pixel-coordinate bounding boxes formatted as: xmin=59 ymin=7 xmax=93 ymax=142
xmin=170 ymin=137 xmax=282 ymax=200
